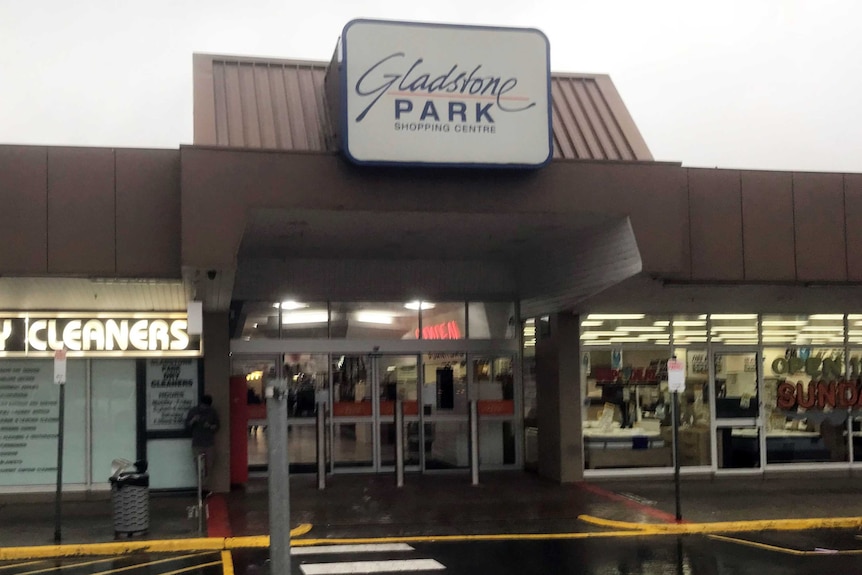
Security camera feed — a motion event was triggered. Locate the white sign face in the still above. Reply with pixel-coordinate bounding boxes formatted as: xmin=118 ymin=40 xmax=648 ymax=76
xmin=53 ymin=350 xmax=67 ymax=385
xmin=146 ymin=359 xmax=198 ymax=431
xmin=668 ymin=359 xmax=685 ymax=392
xmin=341 ymin=19 xmax=552 ymax=167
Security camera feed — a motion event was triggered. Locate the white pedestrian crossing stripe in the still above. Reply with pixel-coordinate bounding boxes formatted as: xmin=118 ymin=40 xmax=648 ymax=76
xmin=293 ymin=544 xmax=415 ymax=555
xmin=295 ymin=542 xmax=446 ymax=574
xmin=300 ymin=559 xmax=445 ymax=574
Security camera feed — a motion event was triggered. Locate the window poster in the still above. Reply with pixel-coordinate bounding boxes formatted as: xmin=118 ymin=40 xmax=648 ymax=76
xmin=0 ymin=361 xmax=63 ymax=486
xmin=146 ymin=359 xmax=198 ymax=432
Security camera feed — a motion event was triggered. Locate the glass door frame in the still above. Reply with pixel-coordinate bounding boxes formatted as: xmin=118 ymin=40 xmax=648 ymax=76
xmin=230 ymin=338 xmax=522 ymax=474
xmin=709 ymin=346 xmax=765 ymax=474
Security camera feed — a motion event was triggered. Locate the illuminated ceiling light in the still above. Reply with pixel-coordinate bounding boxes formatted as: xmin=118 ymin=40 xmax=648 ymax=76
xmin=581 ymin=331 xmax=626 ymax=339
xmin=585 ymin=314 xmax=645 ymax=320
xmin=711 ymin=326 xmax=758 ymax=332
xmin=762 ymin=320 xmax=808 ymax=326
xmin=653 ymin=320 xmax=671 ymax=326
xmin=709 ymin=314 xmax=757 ymax=320
xmin=801 ymin=326 xmax=844 ymax=331
xmin=273 ymin=300 xmax=308 ymax=310
xmin=714 ymin=333 xmax=759 ymax=338
xmin=405 ymin=301 xmax=435 ymax=310
xmin=583 ymin=340 xmax=609 ymax=346
xmin=848 ymin=315 xmax=862 ymax=320
xmin=762 ymin=331 xmax=801 ymax=336
xmin=615 ymin=326 xmax=667 ymax=332
xmin=672 ymin=330 xmax=708 ymax=336
xmin=672 ymin=320 xmax=706 ymax=326
xmin=580 ymin=320 xmax=604 ymax=327
xmin=281 ymin=310 xmax=328 ymax=324
xmin=809 ymin=314 xmax=844 ymax=320
xmin=356 ymin=311 xmax=394 ymax=324
xmin=607 ymin=337 xmax=646 ymax=343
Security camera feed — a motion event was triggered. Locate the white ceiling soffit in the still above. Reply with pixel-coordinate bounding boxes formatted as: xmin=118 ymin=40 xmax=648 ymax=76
xmin=518 ymin=217 xmax=642 ymax=318
xmin=0 ymin=277 xmax=187 ymax=311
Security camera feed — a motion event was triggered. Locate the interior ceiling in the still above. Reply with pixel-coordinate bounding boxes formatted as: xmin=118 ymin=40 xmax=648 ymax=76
xmin=239 ymin=208 xmax=608 ymax=261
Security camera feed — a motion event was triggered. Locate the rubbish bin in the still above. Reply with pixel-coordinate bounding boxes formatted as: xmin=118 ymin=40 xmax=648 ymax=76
xmin=109 ymin=459 xmax=149 ymax=538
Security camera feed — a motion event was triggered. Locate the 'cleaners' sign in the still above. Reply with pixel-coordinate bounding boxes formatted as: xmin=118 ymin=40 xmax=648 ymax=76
xmin=340 ymin=19 xmax=552 ymax=168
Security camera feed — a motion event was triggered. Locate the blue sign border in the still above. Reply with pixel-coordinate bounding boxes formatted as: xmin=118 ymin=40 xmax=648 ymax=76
xmin=340 ymin=18 xmax=553 ymax=169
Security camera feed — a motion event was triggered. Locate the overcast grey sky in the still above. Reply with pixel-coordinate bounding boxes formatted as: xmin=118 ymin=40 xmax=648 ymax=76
xmin=1 ymin=0 xmax=860 ymax=172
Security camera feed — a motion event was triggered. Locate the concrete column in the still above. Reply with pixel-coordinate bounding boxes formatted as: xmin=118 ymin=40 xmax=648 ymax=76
xmin=536 ymin=312 xmax=583 ymax=482
xmin=204 ymin=311 xmax=231 ymax=493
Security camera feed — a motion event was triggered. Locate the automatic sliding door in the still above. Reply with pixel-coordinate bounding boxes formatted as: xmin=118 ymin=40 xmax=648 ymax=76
xmin=422 ymin=353 xmax=469 ymax=470
xmin=378 ymin=355 xmax=419 ymax=469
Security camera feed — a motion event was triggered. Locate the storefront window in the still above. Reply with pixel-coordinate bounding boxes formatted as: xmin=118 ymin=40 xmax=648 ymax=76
xmin=331 ymin=302 xmax=418 ymax=340
xmin=581 ymin=314 xmax=670 ymax=347
xmin=468 ymin=302 xmax=516 ymax=339
xmin=419 ymin=302 xmax=465 ymax=340
xmin=582 ymin=349 xmax=672 ymax=470
xmin=523 ymin=319 xmax=537 ymax=468
xmin=709 ymin=314 xmax=758 ymax=345
xmin=763 ymin=345 xmax=849 ymax=463
xmin=670 ymin=314 xmax=707 ymax=346
xmin=672 ymin=348 xmax=711 ymax=466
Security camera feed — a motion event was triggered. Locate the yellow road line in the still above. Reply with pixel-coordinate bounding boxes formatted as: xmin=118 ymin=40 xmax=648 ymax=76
xmin=708 ymin=534 xmax=862 ymax=556
xmin=221 ymin=551 xmax=234 ymax=575
xmin=156 ymin=561 xmax=222 ymax=575
xmin=0 ymin=561 xmax=47 ymax=571
xmin=14 ymin=556 xmax=124 ymax=575
xmin=88 ymin=553 xmax=218 ymax=575
xmin=577 ymin=514 xmax=862 ymax=534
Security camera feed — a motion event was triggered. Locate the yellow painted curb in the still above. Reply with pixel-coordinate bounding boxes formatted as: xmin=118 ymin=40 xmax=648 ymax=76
xmin=0 ymin=524 xmax=314 ymax=560
xmin=578 ymin=514 xmax=862 ymax=534
xmin=221 ymin=550 xmax=234 ymax=575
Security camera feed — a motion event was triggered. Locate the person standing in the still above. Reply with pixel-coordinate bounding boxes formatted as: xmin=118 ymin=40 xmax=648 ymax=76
xmin=185 ymin=394 xmax=220 ymax=493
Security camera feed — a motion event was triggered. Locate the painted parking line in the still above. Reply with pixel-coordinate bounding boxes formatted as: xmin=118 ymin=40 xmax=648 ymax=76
xmin=0 ymin=552 xmax=223 ymax=575
xmin=577 ymin=514 xmax=862 ymax=534
xmin=299 ymin=559 xmax=445 ymax=574
xmin=292 ymin=544 xmax=415 ymax=555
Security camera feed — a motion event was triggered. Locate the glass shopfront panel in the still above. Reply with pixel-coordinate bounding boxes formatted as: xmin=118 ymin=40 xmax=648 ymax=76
xmin=91 ymin=360 xmax=137 ymax=484
xmin=582 ymin=349 xmax=672 ymax=470
xmin=331 ymin=303 xmax=418 ymax=340
xmin=717 ymin=425 xmax=761 ymax=469
xmin=419 ymin=302 xmax=465 ymax=340
xmin=672 ymin=348 xmax=711 ymax=466
xmin=475 ymin=357 xmax=516 ymax=467
xmin=468 ymin=302 xmax=517 ymax=339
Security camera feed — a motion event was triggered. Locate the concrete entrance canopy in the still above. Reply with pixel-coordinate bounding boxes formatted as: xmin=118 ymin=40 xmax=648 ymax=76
xmin=180 ymin=147 xmax=689 ymax=317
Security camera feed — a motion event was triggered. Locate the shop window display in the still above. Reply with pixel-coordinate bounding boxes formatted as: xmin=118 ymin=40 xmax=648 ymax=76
xmin=581 ymin=349 xmax=672 ymax=469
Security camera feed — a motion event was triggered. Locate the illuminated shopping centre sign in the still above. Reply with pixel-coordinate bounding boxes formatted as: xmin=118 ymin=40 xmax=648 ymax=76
xmin=339 ymin=19 xmax=552 ymax=167
xmin=0 ymin=313 xmax=201 ymax=357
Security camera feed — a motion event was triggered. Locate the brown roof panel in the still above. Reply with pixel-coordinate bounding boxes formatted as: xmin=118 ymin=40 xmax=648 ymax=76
xmin=193 ymin=54 xmax=652 ymax=161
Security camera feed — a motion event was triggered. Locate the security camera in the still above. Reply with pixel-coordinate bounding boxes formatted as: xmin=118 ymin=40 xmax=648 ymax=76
xmin=207 ymin=270 xmax=217 ymax=280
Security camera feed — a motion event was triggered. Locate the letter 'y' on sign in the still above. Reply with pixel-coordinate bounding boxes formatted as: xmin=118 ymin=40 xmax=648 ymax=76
xmin=54 ymin=349 xmax=67 ymax=385
xmin=668 ymin=358 xmax=685 ymax=392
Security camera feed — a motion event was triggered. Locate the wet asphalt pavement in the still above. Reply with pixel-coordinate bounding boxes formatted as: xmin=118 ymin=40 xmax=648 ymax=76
xmin=229 ymin=532 xmax=862 ymax=575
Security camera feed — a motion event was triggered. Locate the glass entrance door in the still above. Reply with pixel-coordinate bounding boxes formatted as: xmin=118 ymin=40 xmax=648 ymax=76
xmin=712 ymin=350 xmax=762 ymax=470
xmin=331 ymin=354 xmax=418 ymax=471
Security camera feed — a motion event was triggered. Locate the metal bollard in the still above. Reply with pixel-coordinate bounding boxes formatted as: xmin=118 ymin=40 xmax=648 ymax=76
xmin=196 ymin=453 xmax=205 ymax=534
xmin=469 ymin=400 xmax=479 ymax=486
xmin=395 ymin=399 xmax=404 ymax=487
xmin=317 ymin=402 xmax=326 ymax=490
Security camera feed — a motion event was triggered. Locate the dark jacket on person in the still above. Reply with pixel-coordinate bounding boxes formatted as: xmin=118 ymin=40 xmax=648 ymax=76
xmin=185 ymin=403 xmax=220 ymax=447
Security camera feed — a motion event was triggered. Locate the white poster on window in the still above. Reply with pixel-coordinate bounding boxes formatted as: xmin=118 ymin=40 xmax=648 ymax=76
xmin=0 ymin=361 xmax=61 ymax=485
xmin=146 ymin=359 xmax=198 ymax=431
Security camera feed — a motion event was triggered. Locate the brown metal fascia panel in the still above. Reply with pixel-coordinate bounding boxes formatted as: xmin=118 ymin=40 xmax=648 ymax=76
xmin=584 ymin=80 xmax=634 ymax=161
xmin=0 ymin=146 xmax=48 ymax=273
xmin=193 ymin=54 xmax=217 ymax=146
xmin=845 ymin=173 xmax=862 ymax=281
xmin=571 ymin=80 xmax=617 ymax=160
xmin=268 ymin=65 xmax=293 ymax=149
xmin=741 ymin=170 xmax=795 ymax=281
xmin=593 ymin=75 xmax=653 ymax=161
xmin=311 ymin=68 xmax=336 ymax=152
xmin=47 ymin=147 xmax=115 ymax=275
xmin=222 ymin=63 xmax=245 ymax=146
xmin=557 ymin=79 xmax=602 ymax=159
xmin=550 ymin=80 xmax=582 ymax=159
xmin=212 ymin=61 xmax=230 ymax=146
xmin=793 ymin=171 xmax=847 ymax=282
xmin=687 ymin=168 xmax=744 ymax=281
xmin=297 ymin=67 xmax=322 ymax=151
xmin=115 ymin=149 xmax=181 ymax=277
xmin=283 ymin=66 xmax=307 ymax=151
xmin=238 ymin=63 xmax=262 ymax=148
xmin=562 ymin=82 xmax=607 ymax=160
xmin=253 ymin=65 xmax=278 ymax=149
xmin=580 ymin=80 xmax=623 ymax=160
